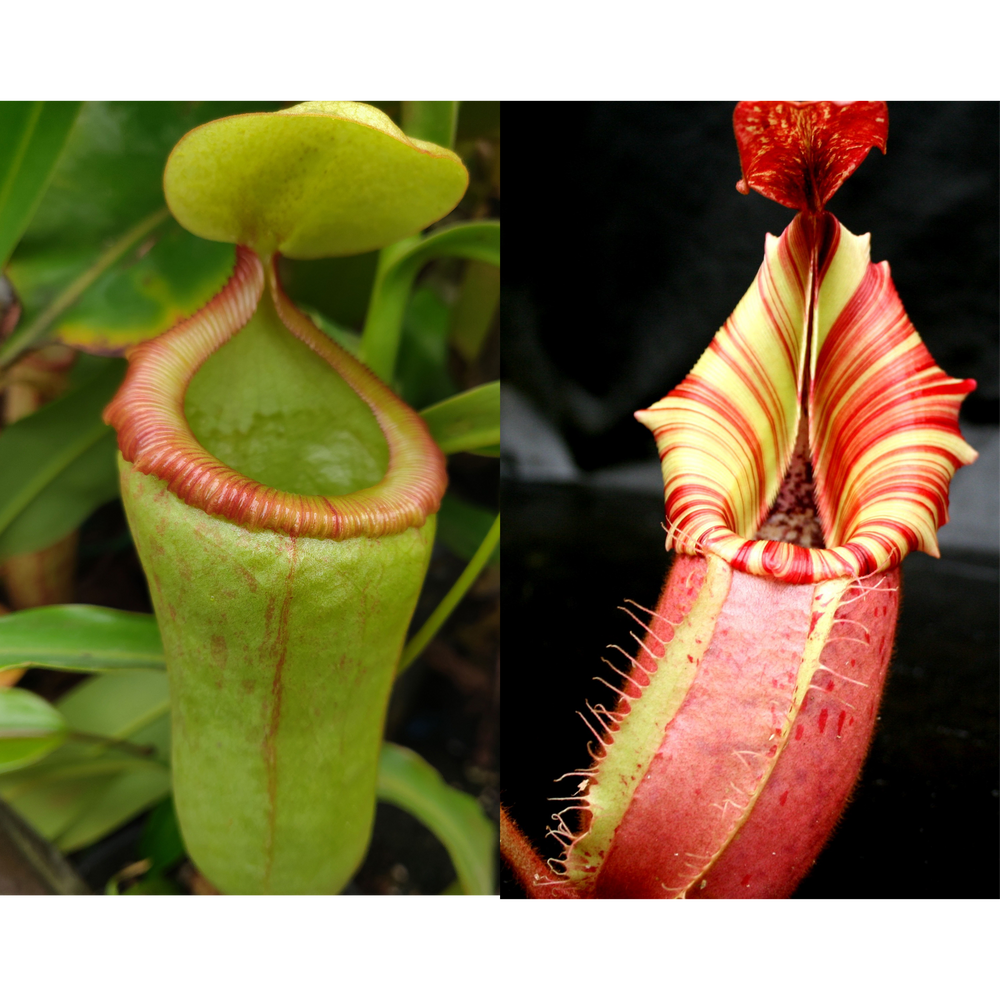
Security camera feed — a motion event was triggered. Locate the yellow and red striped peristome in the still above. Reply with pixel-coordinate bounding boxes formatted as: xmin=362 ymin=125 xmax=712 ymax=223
xmin=104 ymin=246 xmax=446 ymax=540
xmin=501 ymin=101 xmax=978 ymax=899
xmin=639 ymin=209 xmax=975 ymax=584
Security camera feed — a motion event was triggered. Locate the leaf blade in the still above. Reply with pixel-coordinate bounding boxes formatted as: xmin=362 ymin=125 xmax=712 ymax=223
xmin=2 ymin=102 xmax=283 ymax=364
xmin=0 ymin=358 xmax=125 ymax=559
xmin=0 ymin=687 xmax=68 ymax=773
xmin=436 ymin=493 xmax=499 ymax=565
xmin=420 ymin=381 xmax=499 ymax=455
xmin=55 ymin=764 xmax=170 ymax=852
xmin=0 ymin=102 xmax=81 ymax=268
xmin=0 ymin=671 xmax=171 ymax=847
xmin=56 ymin=671 xmax=171 ymax=744
xmin=399 ymin=513 xmax=500 ymax=672
xmin=361 ymin=220 xmax=500 ymax=381
xmin=377 ymin=742 xmax=495 ymax=895
xmin=0 ymin=605 xmax=165 ymax=673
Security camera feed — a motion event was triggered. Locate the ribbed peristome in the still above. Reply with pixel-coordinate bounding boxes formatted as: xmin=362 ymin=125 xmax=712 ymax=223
xmin=636 ymin=212 xmax=977 ymax=584
xmin=104 ymin=246 xmax=446 ymax=539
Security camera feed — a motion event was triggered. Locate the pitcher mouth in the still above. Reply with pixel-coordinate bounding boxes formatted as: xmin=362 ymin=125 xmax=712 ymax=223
xmin=104 ymin=246 xmax=447 ymax=540
xmin=637 ymin=213 xmax=977 ymax=586
xmin=680 ymin=529 xmax=886 ymax=585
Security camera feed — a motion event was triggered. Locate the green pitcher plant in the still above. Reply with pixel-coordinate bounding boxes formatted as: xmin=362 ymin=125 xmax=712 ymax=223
xmin=0 ymin=101 xmax=499 ymax=894
xmin=501 ymin=101 xmax=977 ymax=898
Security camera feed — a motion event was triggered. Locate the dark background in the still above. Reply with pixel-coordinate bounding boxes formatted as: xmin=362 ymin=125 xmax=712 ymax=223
xmin=500 ymin=102 xmax=999 ymax=898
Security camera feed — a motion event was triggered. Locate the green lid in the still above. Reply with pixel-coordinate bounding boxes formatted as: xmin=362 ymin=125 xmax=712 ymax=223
xmin=164 ymin=101 xmax=469 ymax=259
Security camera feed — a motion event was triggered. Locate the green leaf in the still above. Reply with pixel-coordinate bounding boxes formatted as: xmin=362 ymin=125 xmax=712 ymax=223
xmin=57 ymin=670 xmax=170 ymax=745
xmin=0 ymin=102 xmax=81 ymax=268
xmin=2 ymin=101 xmax=281 ymax=363
xmin=361 ymin=220 xmax=500 ymax=381
xmin=0 ymin=754 xmax=139 ymax=842
xmin=437 ymin=494 xmax=500 ymax=565
xmin=403 ymin=218 xmax=499 ymax=268
xmin=56 ymin=764 xmax=170 ymax=852
xmin=302 ymin=307 xmax=363 ymax=357
xmin=396 ymin=286 xmax=458 ymax=410
xmin=2 ymin=209 xmax=170 ymax=363
xmin=399 ymin=514 xmax=500 ymax=672
xmin=0 ymin=671 xmax=171 ymax=849
xmin=46 ymin=221 xmax=235 ymax=354
xmin=124 ymin=872 xmax=180 ymax=894
xmin=450 ymin=261 xmax=499 ymax=363
xmin=0 ymin=687 xmax=68 ymax=773
xmin=402 ymin=101 xmax=458 ymax=149
xmin=0 ymin=605 xmax=164 ymax=674
xmin=0 ymin=358 xmax=125 ymax=559
xmin=138 ymin=796 xmax=186 ymax=875
xmin=377 ymin=742 xmax=495 ymax=895
xmin=420 ymin=380 xmax=499 ymax=455
xmin=20 ymin=104 xmax=276 ymax=249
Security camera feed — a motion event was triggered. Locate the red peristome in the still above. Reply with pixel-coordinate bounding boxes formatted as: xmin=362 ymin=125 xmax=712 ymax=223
xmin=268 ymin=260 xmax=448 ymax=532
xmin=734 ymin=102 xmax=888 ymax=212
xmin=104 ymin=247 xmax=447 ymax=541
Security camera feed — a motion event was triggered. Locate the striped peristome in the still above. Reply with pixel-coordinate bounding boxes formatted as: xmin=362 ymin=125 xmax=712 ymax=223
xmin=104 ymin=246 xmax=446 ymax=541
xmin=636 ymin=211 xmax=977 ymax=585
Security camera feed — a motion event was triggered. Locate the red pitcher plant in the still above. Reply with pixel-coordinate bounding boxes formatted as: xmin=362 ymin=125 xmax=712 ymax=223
xmin=501 ymin=101 xmax=978 ymax=899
